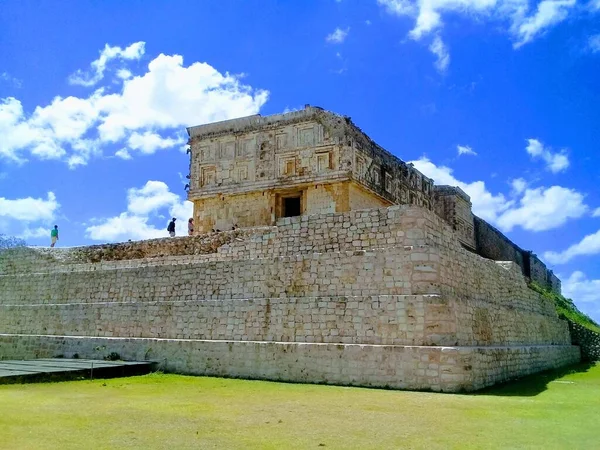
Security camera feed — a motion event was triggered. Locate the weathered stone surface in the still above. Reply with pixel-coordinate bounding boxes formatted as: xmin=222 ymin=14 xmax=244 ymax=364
xmin=0 ymin=335 xmax=579 ymax=393
xmin=183 ymin=105 xmax=560 ymax=293
xmin=0 ymin=205 xmax=580 ymax=391
xmin=569 ymin=322 xmax=600 ymax=361
xmin=186 ymin=105 xmax=434 ymax=233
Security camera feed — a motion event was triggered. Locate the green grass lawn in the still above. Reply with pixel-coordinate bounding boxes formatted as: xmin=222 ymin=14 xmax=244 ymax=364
xmin=0 ymin=363 xmax=598 ymax=450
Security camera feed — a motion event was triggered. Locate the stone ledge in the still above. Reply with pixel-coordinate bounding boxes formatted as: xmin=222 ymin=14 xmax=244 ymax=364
xmin=0 ymin=294 xmax=442 ymax=307
xmin=0 ymin=244 xmax=434 ymax=276
xmin=0 ymin=334 xmax=580 ymax=392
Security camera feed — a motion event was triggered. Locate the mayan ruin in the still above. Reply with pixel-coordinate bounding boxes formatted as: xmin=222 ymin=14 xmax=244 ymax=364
xmin=0 ymin=105 xmax=587 ymax=392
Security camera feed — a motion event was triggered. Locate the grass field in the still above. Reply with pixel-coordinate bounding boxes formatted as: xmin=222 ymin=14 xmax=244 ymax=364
xmin=0 ymin=363 xmax=598 ymax=450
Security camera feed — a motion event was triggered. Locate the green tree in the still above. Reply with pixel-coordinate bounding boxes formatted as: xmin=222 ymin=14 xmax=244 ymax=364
xmin=0 ymin=234 xmax=27 ymax=250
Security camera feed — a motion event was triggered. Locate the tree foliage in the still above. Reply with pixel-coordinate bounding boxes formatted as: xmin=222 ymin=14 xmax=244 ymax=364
xmin=530 ymin=282 xmax=600 ymax=333
xmin=0 ymin=234 xmax=27 ymax=250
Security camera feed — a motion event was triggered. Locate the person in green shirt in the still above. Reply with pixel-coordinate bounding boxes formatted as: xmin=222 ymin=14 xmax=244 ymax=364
xmin=50 ymin=225 xmax=59 ymax=247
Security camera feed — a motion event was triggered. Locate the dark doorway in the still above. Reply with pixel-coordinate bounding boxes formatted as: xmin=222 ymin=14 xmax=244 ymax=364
xmin=282 ymin=196 xmax=301 ymax=217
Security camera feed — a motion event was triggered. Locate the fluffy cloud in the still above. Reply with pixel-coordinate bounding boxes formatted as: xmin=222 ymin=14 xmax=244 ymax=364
xmin=0 ymin=192 xmax=60 ymax=243
xmin=86 ymin=213 xmax=166 ymax=241
xmin=495 ymin=186 xmax=587 ymax=231
xmin=127 ymin=131 xmax=185 ymax=155
xmin=0 ymin=42 xmax=269 ymax=167
xmin=412 ymin=157 xmax=587 ymax=232
xmin=525 ymin=138 xmax=569 ymax=173
xmin=544 ymin=229 xmax=600 ymax=264
xmin=457 ymin=145 xmax=477 ymax=156
xmin=593 ymin=207 xmax=600 ymax=217
xmin=326 ymin=27 xmax=350 ymax=43
xmin=411 ymin=157 xmax=511 ymax=222
xmin=377 ymin=0 xmax=584 ymax=59
xmin=562 ymin=271 xmax=600 ymax=321
xmin=85 ymin=180 xmax=192 ymax=242
xmin=0 ymin=192 xmax=59 ymax=222
xmin=429 ymin=35 xmax=450 ymax=73
xmin=19 ymin=227 xmax=51 ymax=240
xmin=511 ymin=178 xmax=528 ymax=194
xmin=126 ymin=181 xmax=180 ymax=216
xmin=68 ymin=42 xmax=146 ymax=87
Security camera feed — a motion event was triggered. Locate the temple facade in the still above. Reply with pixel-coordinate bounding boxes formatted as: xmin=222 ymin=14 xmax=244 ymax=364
xmin=186 ymin=105 xmax=559 ymax=292
xmin=186 ymin=105 xmax=434 ymax=233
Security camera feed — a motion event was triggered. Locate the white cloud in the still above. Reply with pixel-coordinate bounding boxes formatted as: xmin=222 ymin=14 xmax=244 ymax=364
xmin=457 ymin=144 xmax=477 ymax=156
xmin=563 ymin=271 xmax=600 ymax=303
xmin=85 ymin=180 xmax=193 ymax=242
xmin=411 ymin=157 xmax=511 ymax=222
xmin=429 ymin=35 xmax=450 ymax=73
xmin=86 ymin=213 xmax=166 ymax=241
xmin=19 ymin=227 xmax=51 ymax=240
xmin=326 ymin=27 xmax=350 ymax=44
xmin=0 ymin=192 xmax=59 ymax=222
xmin=0 ymin=192 xmax=60 ymax=243
xmin=126 ymin=181 xmax=179 ymax=216
xmin=511 ymin=177 xmax=528 ymax=194
xmin=116 ymin=69 xmax=133 ymax=80
xmin=562 ymin=271 xmax=600 ymax=322
xmin=377 ymin=0 xmax=581 ymax=49
xmin=514 ymin=0 xmax=576 ymax=48
xmin=127 ymin=131 xmax=185 ymax=154
xmin=593 ymin=207 xmax=600 ymax=217
xmin=0 ymin=43 xmax=269 ymax=167
xmin=495 ymin=185 xmax=587 ymax=232
xmin=544 ymin=229 xmax=600 ymax=264
xmin=525 ymin=138 xmax=569 ymax=173
xmin=589 ymin=34 xmax=600 ymax=53
xmin=412 ymin=157 xmax=587 ymax=232
xmin=114 ymin=148 xmax=132 ymax=160
xmin=377 ymin=0 xmax=416 ymax=17
xmin=69 ymin=42 xmax=146 ymax=87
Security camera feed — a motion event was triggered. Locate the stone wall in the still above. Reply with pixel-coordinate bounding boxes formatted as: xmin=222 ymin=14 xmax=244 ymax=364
xmin=473 ymin=216 xmax=526 ymax=272
xmin=348 ymin=183 xmax=391 ymax=211
xmin=0 ymin=334 xmax=578 ymax=392
xmin=0 ymin=205 xmax=579 ymax=391
xmin=433 ymin=186 xmax=475 ymax=251
xmin=472 ymin=217 xmax=560 ymax=293
xmin=568 ymin=322 xmax=600 ymax=361
xmin=530 ymin=255 xmax=548 ymax=288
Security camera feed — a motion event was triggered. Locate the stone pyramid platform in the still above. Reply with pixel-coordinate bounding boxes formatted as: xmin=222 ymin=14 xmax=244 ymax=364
xmin=0 ymin=205 xmax=579 ymax=392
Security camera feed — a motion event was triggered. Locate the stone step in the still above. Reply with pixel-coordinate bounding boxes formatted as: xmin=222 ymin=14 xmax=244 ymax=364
xmin=0 ymin=333 xmax=581 ymax=393
xmin=0 ymin=295 xmax=449 ymax=346
xmin=1 ymin=244 xmax=433 ymax=276
xmin=0 ymin=246 xmax=442 ymax=305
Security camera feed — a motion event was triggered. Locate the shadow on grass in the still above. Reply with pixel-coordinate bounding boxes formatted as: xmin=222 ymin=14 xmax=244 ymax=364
xmin=472 ymin=362 xmax=596 ymax=397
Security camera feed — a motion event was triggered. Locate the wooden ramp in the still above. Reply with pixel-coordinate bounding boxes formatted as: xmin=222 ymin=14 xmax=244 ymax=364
xmin=0 ymin=358 xmax=155 ymax=384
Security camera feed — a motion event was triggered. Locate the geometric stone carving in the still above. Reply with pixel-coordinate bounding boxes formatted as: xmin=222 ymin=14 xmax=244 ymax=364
xmin=200 ymin=166 xmax=216 ymax=187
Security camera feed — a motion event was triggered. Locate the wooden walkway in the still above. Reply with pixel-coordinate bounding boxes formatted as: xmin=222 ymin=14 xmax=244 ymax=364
xmin=0 ymin=358 xmax=155 ymax=383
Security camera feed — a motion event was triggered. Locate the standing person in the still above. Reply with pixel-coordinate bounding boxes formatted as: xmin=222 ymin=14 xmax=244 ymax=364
xmin=188 ymin=218 xmax=194 ymax=236
xmin=167 ymin=218 xmax=177 ymax=237
xmin=50 ymin=225 xmax=59 ymax=247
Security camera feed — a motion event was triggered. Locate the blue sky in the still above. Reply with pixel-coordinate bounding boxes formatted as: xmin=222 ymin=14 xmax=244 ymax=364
xmin=1 ymin=0 xmax=599 ymax=320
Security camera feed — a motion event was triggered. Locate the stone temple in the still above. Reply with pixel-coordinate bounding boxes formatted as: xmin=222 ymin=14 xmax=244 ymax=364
xmin=0 ymin=106 xmax=579 ymax=392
